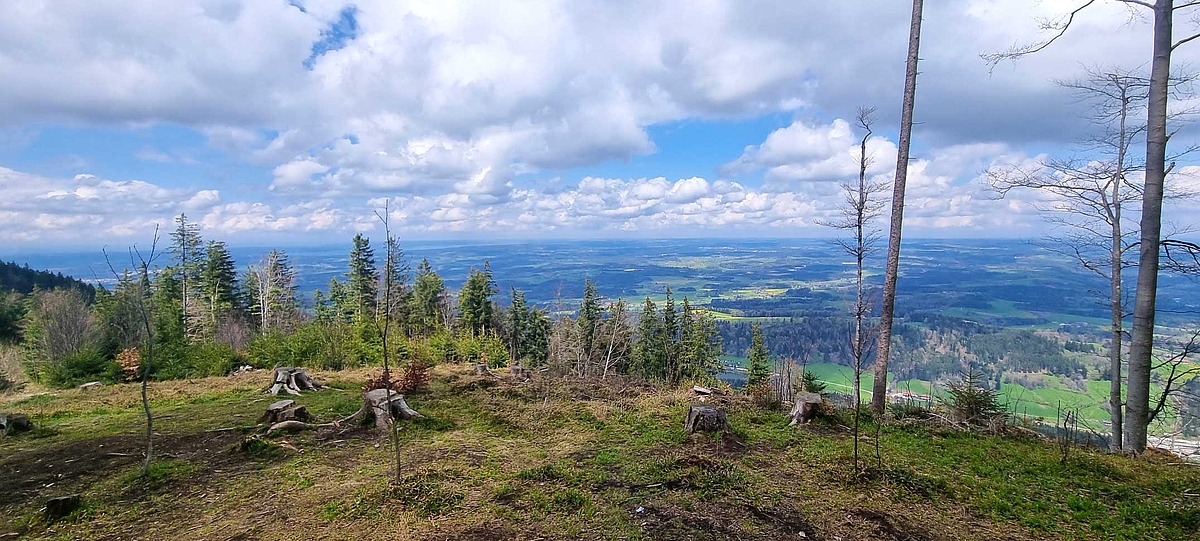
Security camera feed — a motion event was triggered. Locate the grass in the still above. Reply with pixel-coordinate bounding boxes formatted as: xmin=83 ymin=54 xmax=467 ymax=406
xmin=1 ymin=365 xmax=1198 ymax=540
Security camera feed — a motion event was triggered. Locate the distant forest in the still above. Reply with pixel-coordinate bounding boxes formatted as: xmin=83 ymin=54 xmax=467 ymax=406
xmin=0 ymin=260 xmax=95 ymax=300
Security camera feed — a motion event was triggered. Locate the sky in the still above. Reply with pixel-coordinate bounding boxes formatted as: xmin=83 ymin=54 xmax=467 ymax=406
xmin=3 ymin=0 xmax=1200 ymax=249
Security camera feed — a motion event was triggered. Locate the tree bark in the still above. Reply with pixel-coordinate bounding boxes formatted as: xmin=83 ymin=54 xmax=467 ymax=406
xmin=872 ymin=0 xmax=924 ymax=414
xmin=1126 ymin=0 xmax=1173 ymax=454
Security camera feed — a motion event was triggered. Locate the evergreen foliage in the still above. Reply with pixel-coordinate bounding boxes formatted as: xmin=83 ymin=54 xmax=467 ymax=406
xmin=411 ymin=259 xmax=447 ymax=334
xmin=746 ymin=323 xmax=771 ymax=387
xmin=457 ymin=262 xmax=497 ymax=336
xmin=346 ymin=234 xmax=379 ymax=320
xmin=0 ymin=260 xmax=95 ymax=300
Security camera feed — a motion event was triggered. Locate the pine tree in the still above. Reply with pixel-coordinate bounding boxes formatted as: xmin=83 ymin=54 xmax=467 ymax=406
xmin=679 ymin=305 xmax=722 ymax=383
xmin=746 ymin=323 xmax=771 ymax=387
xmin=633 ymin=297 xmax=663 ymax=381
xmin=509 ymin=287 xmax=529 ymax=362
xmin=199 ymin=240 xmax=239 ymax=335
xmin=346 ymin=234 xmax=379 ymax=320
xmin=170 ymin=214 xmax=204 ymax=338
xmin=578 ymin=280 xmax=601 ymax=361
xmin=411 ymin=259 xmax=446 ymax=335
xmin=382 ymin=236 xmax=411 ymax=328
xmin=458 ymin=262 xmax=497 ymax=336
xmin=525 ymin=307 xmax=552 ymax=366
xmin=659 ymin=288 xmax=678 ymax=381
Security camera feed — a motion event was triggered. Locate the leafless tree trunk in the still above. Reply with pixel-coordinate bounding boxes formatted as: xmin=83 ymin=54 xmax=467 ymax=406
xmin=820 ymin=107 xmax=886 ymax=472
xmin=873 ymin=0 xmax=924 ymax=415
xmin=374 ymin=204 xmax=404 ymax=483
xmin=105 ymin=227 xmax=162 ymax=477
xmin=981 ymin=0 xmax=1200 ymax=455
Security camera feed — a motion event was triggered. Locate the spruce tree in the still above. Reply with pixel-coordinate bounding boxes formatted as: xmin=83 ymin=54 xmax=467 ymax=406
xmin=509 ymin=287 xmax=529 ymax=362
xmin=170 ymin=214 xmax=204 ymax=337
xmin=346 ymin=234 xmax=379 ymax=320
xmin=458 ymin=262 xmax=497 ymax=336
xmin=633 ymin=297 xmax=662 ymax=380
xmin=659 ymin=288 xmax=678 ymax=381
xmin=746 ymin=323 xmax=771 ymax=387
xmin=381 ymin=236 xmax=411 ymax=327
xmin=578 ymin=280 xmax=601 ymax=360
xmin=411 ymin=259 xmax=446 ymax=335
xmin=199 ymin=241 xmax=240 ymax=331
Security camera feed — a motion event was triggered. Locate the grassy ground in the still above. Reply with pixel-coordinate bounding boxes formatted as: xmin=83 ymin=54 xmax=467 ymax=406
xmin=2 ymin=365 xmax=1198 ymax=540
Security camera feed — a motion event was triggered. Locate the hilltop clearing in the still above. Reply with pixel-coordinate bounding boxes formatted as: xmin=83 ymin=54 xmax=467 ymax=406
xmin=2 ymin=365 xmax=1197 ymax=540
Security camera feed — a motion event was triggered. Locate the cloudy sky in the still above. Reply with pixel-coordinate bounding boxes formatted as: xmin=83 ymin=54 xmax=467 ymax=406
xmin=2 ymin=0 xmax=1200 ymax=248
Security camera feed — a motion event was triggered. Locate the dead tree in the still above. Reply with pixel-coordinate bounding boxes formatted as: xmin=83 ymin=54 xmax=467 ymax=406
xmin=104 ymin=227 xmax=162 ymax=477
xmin=981 ymin=0 xmax=1200 ymax=454
xmin=873 ymin=0 xmax=925 ymax=415
xmin=820 ymin=106 xmax=886 ymax=470
xmin=374 ymin=203 xmax=404 ymax=483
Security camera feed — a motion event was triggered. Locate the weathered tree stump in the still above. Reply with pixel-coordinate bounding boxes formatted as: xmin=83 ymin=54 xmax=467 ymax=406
xmin=77 ymin=381 xmax=102 ymax=392
xmin=43 ymin=494 xmax=81 ymax=521
xmin=474 ymin=363 xmax=497 ymax=377
xmin=0 ymin=413 xmax=32 ymax=436
xmin=693 ymin=385 xmax=713 ymax=396
xmin=261 ymin=399 xmax=313 ymax=425
xmin=684 ymin=403 xmax=728 ymax=433
xmin=356 ymin=388 xmax=424 ymax=429
xmin=508 ymin=366 xmax=533 ymax=381
xmin=265 ymin=367 xmax=327 ymax=396
xmin=787 ymin=392 xmax=823 ymax=426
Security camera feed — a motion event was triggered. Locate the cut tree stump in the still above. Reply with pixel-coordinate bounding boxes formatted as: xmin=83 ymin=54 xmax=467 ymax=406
xmin=260 ymin=399 xmax=313 ymax=425
xmin=474 ymin=363 xmax=497 ymax=377
xmin=787 ymin=392 xmax=823 ymax=426
xmin=684 ymin=403 xmax=728 ymax=433
xmin=265 ymin=367 xmax=327 ymax=396
xmin=77 ymin=381 xmax=102 ymax=392
xmin=693 ymin=385 xmax=713 ymax=396
xmin=508 ymin=366 xmax=533 ymax=381
xmin=0 ymin=413 xmax=32 ymax=436
xmin=350 ymin=388 xmax=425 ymax=429
xmin=43 ymin=495 xmax=81 ymax=521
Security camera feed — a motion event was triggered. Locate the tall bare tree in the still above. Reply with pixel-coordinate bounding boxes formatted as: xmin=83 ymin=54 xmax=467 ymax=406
xmin=982 ymin=0 xmax=1200 ymax=453
xmin=987 ymin=69 xmax=1147 ymax=450
xmin=873 ymin=0 xmax=925 ymax=414
xmin=820 ymin=106 xmax=886 ymax=471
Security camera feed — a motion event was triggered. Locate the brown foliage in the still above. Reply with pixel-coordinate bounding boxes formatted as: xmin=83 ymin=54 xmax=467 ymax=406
xmin=115 ymin=348 xmax=140 ymax=381
xmin=364 ymin=360 xmax=432 ymax=395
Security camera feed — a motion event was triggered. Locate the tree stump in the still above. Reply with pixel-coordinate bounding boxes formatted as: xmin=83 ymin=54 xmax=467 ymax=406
xmin=43 ymin=495 xmax=81 ymax=521
xmin=0 ymin=413 xmax=32 ymax=436
xmin=684 ymin=403 xmax=728 ymax=433
xmin=261 ymin=399 xmax=313 ymax=425
xmin=77 ymin=381 xmax=102 ymax=392
xmin=357 ymin=388 xmax=424 ymax=429
xmin=787 ymin=392 xmax=823 ymax=426
xmin=474 ymin=363 xmax=496 ymax=377
xmin=508 ymin=366 xmax=533 ymax=381
xmin=265 ymin=367 xmax=327 ymax=396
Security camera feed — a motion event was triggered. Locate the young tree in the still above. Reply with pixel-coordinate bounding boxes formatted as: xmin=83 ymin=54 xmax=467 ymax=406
xmin=678 ymin=298 xmax=722 ymax=383
xmin=746 ymin=323 xmax=771 ymax=388
xmin=820 ymin=106 xmax=885 ymax=416
xmin=578 ymin=280 xmax=602 ymax=362
xmin=508 ymin=287 xmax=529 ymax=362
xmin=373 ymin=206 xmax=403 ymax=483
xmin=632 ymin=297 xmax=663 ymax=381
xmin=104 ymin=229 xmax=162 ymax=477
xmin=410 ymin=259 xmax=447 ymax=335
xmin=347 ymin=234 xmax=379 ymax=320
xmin=660 ymin=288 xmax=679 ymax=380
xmin=458 ymin=262 xmax=497 ymax=336
xmin=982 ymin=0 xmax=1200 ymax=453
xmin=873 ymin=0 xmax=925 ymax=414
xmin=382 ymin=236 xmax=412 ymax=328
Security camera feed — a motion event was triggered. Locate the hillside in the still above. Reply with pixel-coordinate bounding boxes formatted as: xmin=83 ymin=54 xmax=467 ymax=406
xmin=0 ymin=260 xmax=95 ymax=300
xmin=2 ymin=365 xmax=1197 ymax=540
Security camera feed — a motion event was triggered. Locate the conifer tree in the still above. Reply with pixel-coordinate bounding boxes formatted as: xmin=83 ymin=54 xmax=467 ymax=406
xmin=346 ymin=234 xmax=379 ymax=320
xmin=509 ymin=287 xmax=529 ymax=362
xmin=746 ymin=323 xmax=771 ymax=387
xmin=199 ymin=240 xmax=239 ymax=334
xmin=578 ymin=280 xmax=601 ymax=360
xmin=633 ymin=297 xmax=663 ymax=380
xmin=170 ymin=214 xmax=204 ymax=337
xmin=411 ymin=258 xmax=446 ymax=335
xmin=659 ymin=288 xmax=678 ymax=380
xmin=458 ymin=262 xmax=497 ymax=336
xmin=382 ymin=236 xmax=412 ymax=327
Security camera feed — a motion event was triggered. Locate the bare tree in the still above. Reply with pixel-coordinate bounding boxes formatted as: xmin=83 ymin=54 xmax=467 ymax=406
xmin=873 ymin=0 xmax=925 ymax=414
xmin=1148 ymin=327 xmax=1200 ymax=425
xmin=986 ymin=69 xmax=1147 ymax=450
xmin=374 ymin=203 xmax=404 ymax=483
xmin=982 ymin=0 xmax=1200 ymax=453
xmin=820 ymin=107 xmax=886 ymax=471
xmin=23 ymin=289 xmax=95 ymax=379
xmin=104 ymin=227 xmax=162 ymax=477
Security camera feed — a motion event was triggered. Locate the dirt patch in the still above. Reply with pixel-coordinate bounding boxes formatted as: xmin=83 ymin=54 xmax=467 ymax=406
xmin=848 ymin=509 xmax=934 ymax=541
xmin=0 ymin=430 xmax=246 ymax=507
xmin=633 ymin=501 xmax=818 ymax=540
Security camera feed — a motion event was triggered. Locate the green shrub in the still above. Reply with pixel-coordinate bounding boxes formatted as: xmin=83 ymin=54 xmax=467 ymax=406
xmin=187 ymin=342 xmax=242 ymax=377
xmin=482 ymin=333 xmax=509 ymax=368
xmin=428 ymin=330 xmax=456 ymax=363
xmin=43 ymin=347 xmax=119 ymax=388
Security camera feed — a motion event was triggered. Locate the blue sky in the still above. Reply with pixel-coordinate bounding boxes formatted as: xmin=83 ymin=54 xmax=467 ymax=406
xmin=1 ymin=0 xmax=1198 ymax=249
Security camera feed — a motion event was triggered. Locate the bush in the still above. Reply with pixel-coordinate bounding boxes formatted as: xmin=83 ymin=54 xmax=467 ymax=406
xmin=187 ymin=342 xmax=242 ymax=378
xmin=363 ymin=360 xmax=431 ymax=395
xmin=43 ymin=347 xmax=119 ymax=388
xmin=800 ymin=370 xmax=826 ymax=394
xmin=481 ymin=334 xmax=509 ymax=368
xmin=747 ymin=381 xmax=782 ymax=410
